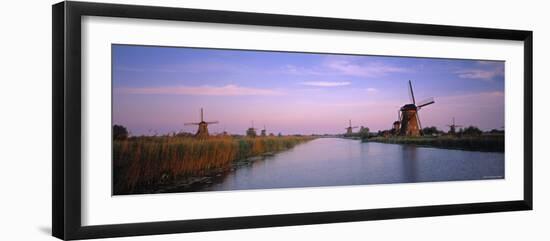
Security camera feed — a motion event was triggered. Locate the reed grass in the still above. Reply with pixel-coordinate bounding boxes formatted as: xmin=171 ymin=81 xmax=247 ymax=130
xmin=113 ymin=136 xmax=313 ymax=194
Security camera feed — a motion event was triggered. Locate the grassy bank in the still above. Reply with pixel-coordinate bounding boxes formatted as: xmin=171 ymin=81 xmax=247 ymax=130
xmin=366 ymin=135 xmax=504 ymax=153
xmin=113 ymin=136 xmax=314 ymax=194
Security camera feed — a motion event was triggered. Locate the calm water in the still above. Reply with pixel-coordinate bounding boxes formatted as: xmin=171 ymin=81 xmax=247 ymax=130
xmin=204 ymin=138 xmax=504 ymax=191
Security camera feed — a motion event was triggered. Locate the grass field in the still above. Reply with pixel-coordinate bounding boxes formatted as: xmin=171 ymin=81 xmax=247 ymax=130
xmin=367 ymin=134 xmax=504 ymax=153
xmin=113 ymin=135 xmax=314 ymax=194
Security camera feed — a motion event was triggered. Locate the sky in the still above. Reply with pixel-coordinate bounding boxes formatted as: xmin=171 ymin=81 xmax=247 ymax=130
xmin=112 ymin=44 xmax=505 ymax=136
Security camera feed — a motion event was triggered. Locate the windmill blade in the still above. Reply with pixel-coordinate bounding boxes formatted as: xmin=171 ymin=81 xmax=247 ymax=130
xmin=184 ymin=122 xmax=200 ymax=125
xmin=417 ymin=97 xmax=435 ymax=109
xmin=352 ymin=126 xmax=359 ymax=128
xmin=408 ymin=80 xmax=416 ymax=105
xmin=206 ymin=121 xmax=219 ymax=124
xmin=417 ymin=112 xmax=423 ymax=132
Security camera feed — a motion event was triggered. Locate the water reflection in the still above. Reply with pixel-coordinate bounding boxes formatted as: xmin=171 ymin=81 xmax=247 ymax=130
xmin=204 ymin=138 xmax=504 ymax=192
xmin=401 ymin=145 xmax=418 ymax=183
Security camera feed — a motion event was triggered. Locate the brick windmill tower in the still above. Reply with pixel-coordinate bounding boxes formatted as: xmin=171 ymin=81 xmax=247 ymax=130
xmin=345 ymin=120 xmax=358 ymax=136
xmin=392 ymin=110 xmax=401 ymax=135
xmin=399 ymin=80 xmax=435 ymax=136
xmin=447 ymin=117 xmax=463 ymax=135
xmin=246 ymin=121 xmax=257 ymax=137
xmin=260 ymin=125 xmax=267 ymax=137
xmin=184 ymin=108 xmax=218 ymax=139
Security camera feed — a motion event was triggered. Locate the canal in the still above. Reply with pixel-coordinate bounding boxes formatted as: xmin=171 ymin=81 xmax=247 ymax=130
xmin=202 ymin=138 xmax=504 ymax=191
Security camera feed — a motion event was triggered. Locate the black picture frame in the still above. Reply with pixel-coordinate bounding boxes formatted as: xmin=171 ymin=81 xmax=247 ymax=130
xmin=52 ymin=1 xmax=533 ymax=240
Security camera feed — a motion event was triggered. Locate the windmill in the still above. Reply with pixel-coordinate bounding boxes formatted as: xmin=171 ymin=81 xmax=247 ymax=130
xmin=392 ymin=109 xmax=401 ymax=135
xmin=345 ymin=120 xmax=358 ymax=136
xmin=221 ymin=126 xmax=228 ymax=136
xmin=447 ymin=117 xmax=463 ymax=135
xmin=260 ymin=125 xmax=267 ymax=137
xmin=399 ymin=80 xmax=435 ymax=136
xmin=246 ymin=121 xmax=257 ymax=137
xmin=184 ymin=108 xmax=218 ymax=139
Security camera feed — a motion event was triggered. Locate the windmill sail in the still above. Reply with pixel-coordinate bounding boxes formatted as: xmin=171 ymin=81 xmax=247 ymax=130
xmin=345 ymin=120 xmax=358 ymax=136
xmin=408 ymin=80 xmax=416 ymax=105
xmin=417 ymin=113 xmax=423 ymax=131
xmin=417 ymin=97 xmax=435 ymax=108
xmin=184 ymin=108 xmax=218 ymax=138
xmin=399 ymin=80 xmax=435 ymax=136
xmin=447 ymin=117 xmax=463 ymax=134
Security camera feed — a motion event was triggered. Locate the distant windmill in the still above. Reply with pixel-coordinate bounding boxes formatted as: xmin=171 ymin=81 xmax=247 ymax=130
xmin=184 ymin=108 xmax=218 ymax=139
xmin=447 ymin=117 xmax=463 ymax=135
xmin=393 ymin=109 xmax=401 ymax=135
xmin=246 ymin=121 xmax=257 ymax=137
xmin=399 ymin=80 xmax=435 ymax=136
xmin=345 ymin=120 xmax=358 ymax=136
xmin=221 ymin=126 xmax=228 ymax=136
xmin=260 ymin=125 xmax=267 ymax=137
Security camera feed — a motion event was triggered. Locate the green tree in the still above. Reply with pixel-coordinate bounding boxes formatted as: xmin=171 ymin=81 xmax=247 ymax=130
xmin=462 ymin=126 xmax=482 ymax=136
xmin=113 ymin=125 xmax=128 ymax=140
xmin=359 ymin=126 xmax=370 ymax=140
xmin=422 ymin=126 xmax=440 ymax=136
xmin=489 ymin=129 xmax=504 ymax=134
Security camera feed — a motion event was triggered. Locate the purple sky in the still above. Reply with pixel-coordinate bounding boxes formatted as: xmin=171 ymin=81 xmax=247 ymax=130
xmin=112 ymin=44 xmax=505 ymax=136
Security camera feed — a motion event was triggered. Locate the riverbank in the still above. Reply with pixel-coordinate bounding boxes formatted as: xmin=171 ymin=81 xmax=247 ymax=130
xmin=113 ymin=135 xmax=314 ymax=195
xmin=148 ymin=153 xmax=276 ymax=193
xmin=366 ymin=135 xmax=504 ymax=153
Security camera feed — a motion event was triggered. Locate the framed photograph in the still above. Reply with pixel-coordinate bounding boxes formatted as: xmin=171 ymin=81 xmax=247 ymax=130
xmin=52 ymin=1 xmax=533 ymax=240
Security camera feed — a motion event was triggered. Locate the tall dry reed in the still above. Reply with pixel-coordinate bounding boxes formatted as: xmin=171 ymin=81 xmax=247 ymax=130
xmin=113 ymin=136 xmax=313 ymax=194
